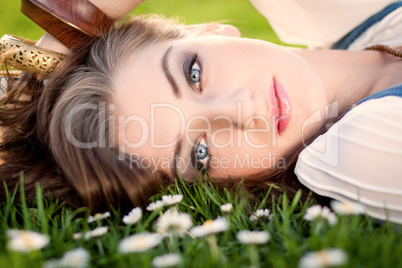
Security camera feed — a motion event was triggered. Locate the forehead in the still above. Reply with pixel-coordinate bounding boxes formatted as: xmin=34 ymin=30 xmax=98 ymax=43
xmin=112 ymin=40 xmax=183 ymax=170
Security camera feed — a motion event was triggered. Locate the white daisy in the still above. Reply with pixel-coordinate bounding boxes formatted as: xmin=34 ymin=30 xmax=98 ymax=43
xmin=73 ymin=226 xmax=108 ymax=240
xmin=250 ymin=209 xmax=272 ymax=222
xmin=59 ymin=248 xmax=90 ymax=268
xmin=220 ymin=203 xmax=233 ymax=213
xmin=42 ymin=260 xmax=59 ymax=268
xmin=152 ymin=253 xmax=182 ymax=267
xmin=6 ymin=229 xmax=50 ymax=253
xmin=118 ymin=233 xmax=162 ymax=253
xmin=236 ymin=230 xmax=270 ymax=245
xmin=123 ymin=207 xmax=142 ymax=225
xmin=156 ymin=209 xmax=193 ymax=236
xmin=299 ymin=248 xmax=348 ymax=268
xmin=330 ymin=200 xmax=365 ymax=216
xmin=43 ymin=248 xmax=90 ymax=268
xmin=161 ymin=195 xmax=183 ymax=206
xmin=147 ymin=200 xmax=166 ymax=211
xmin=42 ymin=259 xmax=61 ymax=268
xmin=304 ymin=205 xmax=337 ymax=225
xmin=73 ymin=232 xmax=83 ymax=240
xmin=87 ymin=212 xmax=111 ymax=223
xmin=190 ymin=217 xmax=229 ymax=238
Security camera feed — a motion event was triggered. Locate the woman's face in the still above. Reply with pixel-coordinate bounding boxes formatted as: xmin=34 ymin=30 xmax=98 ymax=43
xmin=113 ymin=35 xmax=328 ymax=180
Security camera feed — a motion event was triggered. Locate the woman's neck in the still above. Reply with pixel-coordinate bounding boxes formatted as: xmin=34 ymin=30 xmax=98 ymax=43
xmin=293 ymin=48 xmax=402 ymax=114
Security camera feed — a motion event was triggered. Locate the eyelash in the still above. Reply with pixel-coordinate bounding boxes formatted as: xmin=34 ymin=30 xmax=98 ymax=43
xmin=192 ymin=134 xmax=211 ymax=171
xmin=184 ymin=53 xmax=202 ymax=92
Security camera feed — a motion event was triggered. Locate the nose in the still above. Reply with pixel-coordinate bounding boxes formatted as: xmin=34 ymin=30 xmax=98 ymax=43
xmin=191 ymin=87 xmax=257 ymax=129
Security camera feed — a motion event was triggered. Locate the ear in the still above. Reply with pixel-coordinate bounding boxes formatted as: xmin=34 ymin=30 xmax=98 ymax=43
xmin=183 ymin=23 xmax=241 ymax=38
xmin=211 ymin=24 xmax=241 ymax=37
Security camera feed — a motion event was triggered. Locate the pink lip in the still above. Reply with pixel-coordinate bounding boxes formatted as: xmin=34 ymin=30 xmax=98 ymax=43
xmin=270 ymin=78 xmax=291 ymax=135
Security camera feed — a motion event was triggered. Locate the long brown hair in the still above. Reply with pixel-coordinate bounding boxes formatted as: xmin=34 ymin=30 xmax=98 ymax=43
xmin=0 ymin=16 xmax=185 ymax=211
xmin=0 ymin=16 xmax=334 ymax=212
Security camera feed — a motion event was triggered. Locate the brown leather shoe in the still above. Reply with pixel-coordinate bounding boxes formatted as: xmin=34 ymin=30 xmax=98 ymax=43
xmin=21 ymin=0 xmax=114 ymax=48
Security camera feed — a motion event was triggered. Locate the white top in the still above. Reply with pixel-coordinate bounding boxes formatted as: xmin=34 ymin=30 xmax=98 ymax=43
xmin=250 ymin=0 xmax=400 ymax=48
xmin=250 ymin=0 xmax=402 ymax=223
xmin=295 ymin=97 xmax=402 ymax=224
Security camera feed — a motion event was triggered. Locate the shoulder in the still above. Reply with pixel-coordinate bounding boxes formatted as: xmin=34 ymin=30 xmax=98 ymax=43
xmin=296 ymin=94 xmax=402 ymax=182
xmin=295 ymin=95 xmax=402 ymax=223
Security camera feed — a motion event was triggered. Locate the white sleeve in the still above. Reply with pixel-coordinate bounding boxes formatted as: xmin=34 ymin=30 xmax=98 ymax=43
xmin=249 ymin=0 xmax=398 ymax=48
xmin=295 ymin=96 xmax=402 ymax=224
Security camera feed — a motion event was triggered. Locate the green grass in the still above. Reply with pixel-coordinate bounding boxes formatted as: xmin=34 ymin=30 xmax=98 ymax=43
xmin=0 ymin=0 xmax=283 ymax=44
xmin=1 ymin=176 xmax=402 ymax=268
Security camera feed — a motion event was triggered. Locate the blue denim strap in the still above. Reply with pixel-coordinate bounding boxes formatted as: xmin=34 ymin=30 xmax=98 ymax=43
xmin=356 ymin=83 xmax=402 ymax=105
xmin=332 ymin=1 xmax=402 ymax=50
xmin=339 ymin=83 xmax=402 ymax=120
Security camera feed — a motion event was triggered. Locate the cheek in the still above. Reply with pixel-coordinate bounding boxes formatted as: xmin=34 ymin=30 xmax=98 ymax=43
xmin=208 ymin=128 xmax=283 ymax=176
xmin=116 ymin=115 xmax=149 ymax=147
xmin=209 ymin=145 xmax=283 ymax=178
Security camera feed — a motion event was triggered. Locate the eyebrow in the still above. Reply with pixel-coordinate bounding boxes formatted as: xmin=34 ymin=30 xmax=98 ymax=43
xmin=161 ymin=46 xmax=184 ymax=177
xmin=162 ymin=46 xmax=181 ymax=98
xmin=171 ymin=136 xmax=184 ymax=178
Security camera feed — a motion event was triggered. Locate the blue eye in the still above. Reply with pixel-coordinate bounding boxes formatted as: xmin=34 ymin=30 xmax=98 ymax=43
xmin=190 ymin=63 xmax=201 ymax=84
xmin=193 ymin=135 xmax=210 ymax=170
xmin=185 ymin=53 xmax=202 ymax=92
xmin=196 ymin=143 xmax=208 ymax=159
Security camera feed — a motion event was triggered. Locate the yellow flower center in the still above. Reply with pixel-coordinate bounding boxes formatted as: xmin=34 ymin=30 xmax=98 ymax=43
xmin=317 ymin=251 xmax=329 ymax=265
xmin=203 ymin=220 xmax=213 ymax=226
xmin=21 ymin=233 xmax=35 ymax=248
xmin=134 ymin=237 xmax=148 ymax=249
xmin=344 ymin=203 xmax=353 ymax=213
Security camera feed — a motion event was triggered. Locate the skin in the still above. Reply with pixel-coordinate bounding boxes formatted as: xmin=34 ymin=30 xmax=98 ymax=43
xmin=113 ymin=35 xmax=329 ymax=180
xmin=112 ymin=34 xmax=402 ymax=181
